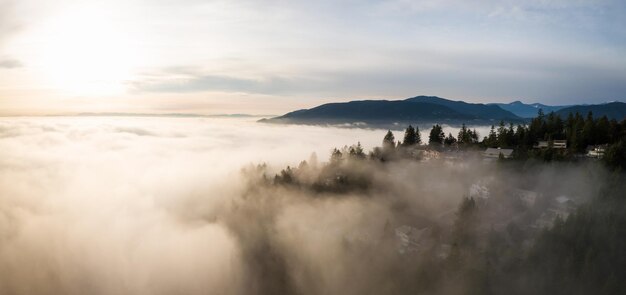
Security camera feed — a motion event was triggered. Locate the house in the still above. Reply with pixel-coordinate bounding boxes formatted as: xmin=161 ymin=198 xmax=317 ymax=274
xmin=553 ymin=140 xmax=567 ymax=149
xmin=483 ymin=147 xmax=514 ymax=159
xmin=587 ymin=145 xmax=608 ymax=158
xmin=534 ymin=140 xmax=567 ymax=149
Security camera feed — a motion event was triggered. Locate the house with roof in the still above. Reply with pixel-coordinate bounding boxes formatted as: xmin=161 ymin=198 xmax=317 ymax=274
xmin=553 ymin=140 xmax=567 ymax=149
xmin=534 ymin=140 xmax=567 ymax=149
xmin=587 ymin=145 xmax=608 ymax=158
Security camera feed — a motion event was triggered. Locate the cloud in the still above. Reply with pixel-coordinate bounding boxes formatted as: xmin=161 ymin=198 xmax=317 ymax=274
xmin=2 ymin=0 xmax=626 ymax=110
xmin=0 ymin=58 xmax=21 ymax=68
xmin=128 ymin=49 xmax=626 ymax=104
xmin=0 ymin=116 xmax=610 ymax=294
xmin=128 ymin=66 xmax=324 ymax=96
xmin=72 ymin=0 xmax=626 ymax=105
xmin=131 ymin=74 xmax=287 ymax=94
xmin=0 ymin=0 xmax=20 ymax=44
xmin=0 ymin=116 xmax=407 ymax=294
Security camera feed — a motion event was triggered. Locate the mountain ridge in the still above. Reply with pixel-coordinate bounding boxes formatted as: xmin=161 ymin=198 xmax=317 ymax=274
xmin=489 ymin=101 xmax=569 ymax=118
xmin=261 ymin=95 xmax=626 ymax=128
xmin=261 ymin=95 xmax=523 ymax=128
xmin=555 ymin=102 xmax=626 ymax=120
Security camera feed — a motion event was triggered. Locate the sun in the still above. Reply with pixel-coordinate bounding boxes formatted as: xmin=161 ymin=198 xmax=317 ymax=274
xmin=34 ymin=5 xmax=140 ymax=96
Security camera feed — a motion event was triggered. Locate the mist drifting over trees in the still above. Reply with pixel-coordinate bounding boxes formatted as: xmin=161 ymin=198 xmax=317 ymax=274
xmin=0 ymin=115 xmax=625 ymax=295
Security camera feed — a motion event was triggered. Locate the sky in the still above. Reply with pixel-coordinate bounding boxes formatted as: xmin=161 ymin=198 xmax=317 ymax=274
xmin=0 ymin=0 xmax=625 ymax=115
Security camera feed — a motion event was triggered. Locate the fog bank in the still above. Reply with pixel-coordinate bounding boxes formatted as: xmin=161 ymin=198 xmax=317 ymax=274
xmin=0 ymin=117 xmax=608 ymax=294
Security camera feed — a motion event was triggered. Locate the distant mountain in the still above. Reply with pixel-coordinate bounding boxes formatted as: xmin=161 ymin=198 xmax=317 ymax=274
xmin=555 ymin=102 xmax=626 ymax=120
xmin=490 ymin=101 xmax=569 ymax=118
xmin=407 ymin=96 xmax=520 ymax=121
xmin=261 ymin=96 xmax=523 ymax=128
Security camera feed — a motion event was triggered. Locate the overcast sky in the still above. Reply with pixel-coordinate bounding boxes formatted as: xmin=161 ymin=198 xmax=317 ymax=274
xmin=0 ymin=0 xmax=625 ymax=115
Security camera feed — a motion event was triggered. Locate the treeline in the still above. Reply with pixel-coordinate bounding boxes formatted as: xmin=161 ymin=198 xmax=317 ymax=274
xmin=378 ymin=110 xmax=626 ymax=152
xmin=480 ymin=110 xmax=625 ymax=150
xmin=253 ymin=114 xmax=626 ymax=294
xmin=258 ymin=146 xmax=626 ymax=294
xmin=372 ymin=110 xmax=626 ymax=169
xmin=479 ymin=110 xmax=625 ymax=168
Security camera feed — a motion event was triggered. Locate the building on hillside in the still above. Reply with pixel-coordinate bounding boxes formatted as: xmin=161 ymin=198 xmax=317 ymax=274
xmin=587 ymin=145 xmax=608 ymax=158
xmin=553 ymin=140 xmax=567 ymax=149
xmin=534 ymin=140 xmax=567 ymax=149
xmin=483 ymin=147 xmax=514 ymax=159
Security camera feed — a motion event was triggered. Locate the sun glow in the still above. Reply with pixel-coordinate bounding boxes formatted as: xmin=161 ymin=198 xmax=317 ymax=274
xmin=33 ymin=5 xmax=140 ymax=96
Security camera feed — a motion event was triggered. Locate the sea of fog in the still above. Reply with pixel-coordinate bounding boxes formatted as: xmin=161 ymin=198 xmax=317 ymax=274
xmin=0 ymin=116 xmax=492 ymax=169
xmin=0 ymin=116 xmax=507 ymax=294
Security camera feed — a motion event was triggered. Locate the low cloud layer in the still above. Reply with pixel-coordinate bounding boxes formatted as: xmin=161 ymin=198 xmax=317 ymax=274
xmin=0 ymin=117 xmax=610 ymax=294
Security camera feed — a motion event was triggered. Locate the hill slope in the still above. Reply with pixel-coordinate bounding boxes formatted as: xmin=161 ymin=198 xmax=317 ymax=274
xmin=490 ymin=101 xmax=568 ymax=118
xmin=555 ymin=102 xmax=626 ymax=120
xmin=406 ymin=96 xmax=521 ymax=121
xmin=262 ymin=96 xmax=523 ymax=127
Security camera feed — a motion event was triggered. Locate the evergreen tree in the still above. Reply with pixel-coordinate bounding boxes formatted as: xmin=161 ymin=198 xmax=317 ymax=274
xmin=444 ymin=132 xmax=457 ymax=146
xmin=383 ymin=130 xmax=396 ymax=150
xmin=486 ymin=125 xmax=497 ymax=147
xmin=415 ymin=125 xmax=422 ymax=145
xmin=348 ymin=142 xmax=366 ymax=159
xmin=582 ymin=112 xmax=596 ymax=147
xmin=458 ymin=123 xmax=469 ymax=144
xmin=429 ymin=124 xmax=445 ymax=146
xmin=497 ymin=120 xmax=508 ymax=147
xmin=330 ymin=148 xmax=342 ymax=163
xmin=604 ymin=140 xmax=626 ymax=170
xmin=514 ymin=125 xmax=526 ymax=147
xmin=596 ymin=116 xmax=610 ymax=144
xmin=471 ymin=129 xmax=479 ymax=143
xmin=572 ymin=113 xmax=586 ymax=152
xmin=403 ymin=125 xmax=418 ymax=146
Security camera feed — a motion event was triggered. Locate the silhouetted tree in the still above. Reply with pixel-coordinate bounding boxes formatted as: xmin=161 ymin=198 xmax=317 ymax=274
xmin=403 ymin=125 xmax=419 ymax=146
xmin=582 ymin=111 xmax=596 ymax=146
xmin=383 ymin=130 xmax=396 ymax=150
xmin=458 ymin=123 xmax=468 ymax=144
xmin=445 ymin=132 xmax=457 ymax=146
xmin=348 ymin=142 xmax=366 ymax=160
xmin=429 ymin=124 xmax=445 ymax=146
xmin=484 ymin=125 xmax=497 ymax=147
xmin=415 ymin=125 xmax=422 ymax=145
xmin=604 ymin=140 xmax=626 ymax=170
xmin=330 ymin=148 xmax=342 ymax=163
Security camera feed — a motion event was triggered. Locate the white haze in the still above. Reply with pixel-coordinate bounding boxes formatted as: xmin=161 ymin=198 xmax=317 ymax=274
xmin=0 ymin=116 xmax=391 ymax=294
xmin=0 ymin=117 xmax=604 ymax=295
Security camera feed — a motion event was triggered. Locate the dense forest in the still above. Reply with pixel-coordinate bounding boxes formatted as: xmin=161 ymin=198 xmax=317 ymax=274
xmin=237 ymin=110 xmax=626 ymax=295
xmin=426 ymin=110 xmax=626 ymax=169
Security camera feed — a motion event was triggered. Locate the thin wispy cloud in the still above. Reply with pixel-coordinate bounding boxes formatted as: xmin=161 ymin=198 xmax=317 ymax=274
xmin=0 ymin=58 xmax=21 ymax=68
xmin=0 ymin=0 xmax=625 ymax=113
